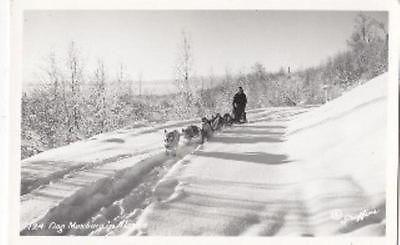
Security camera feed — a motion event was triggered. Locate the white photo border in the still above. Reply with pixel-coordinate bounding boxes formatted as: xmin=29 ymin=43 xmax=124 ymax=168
xmin=8 ymin=0 xmax=399 ymax=244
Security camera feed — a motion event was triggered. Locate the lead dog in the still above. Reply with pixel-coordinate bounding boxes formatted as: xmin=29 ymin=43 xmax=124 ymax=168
xmin=163 ymin=129 xmax=180 ymax=156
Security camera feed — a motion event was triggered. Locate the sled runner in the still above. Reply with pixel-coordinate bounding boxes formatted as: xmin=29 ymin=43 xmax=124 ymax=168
xmin=233 ymin=108 xmax=247 ymax=124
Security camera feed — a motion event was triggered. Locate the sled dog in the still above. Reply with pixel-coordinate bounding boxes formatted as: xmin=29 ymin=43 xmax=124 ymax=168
xmin=163 ymin=129 xmax=180 ymax=155
xmin=223 ymin=113 xmax=234 ymax=126
xmin=211 ymin=113 xmax=224 ymax=131
xmin=181 ymin=125 xmax=201 ymax=143
xmin=201 ymin=117 xmax=213 ymax=144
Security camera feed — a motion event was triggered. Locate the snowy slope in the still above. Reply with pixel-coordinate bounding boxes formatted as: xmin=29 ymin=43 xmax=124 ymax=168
xmin=285 ymin=73 xmax=387 ymax=201
xmin=282 ymin=73 xmax=387 ymax=235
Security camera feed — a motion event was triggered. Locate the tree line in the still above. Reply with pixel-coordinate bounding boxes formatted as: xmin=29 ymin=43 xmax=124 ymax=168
xmin=21 ymin=13 xmax=388 ymax=159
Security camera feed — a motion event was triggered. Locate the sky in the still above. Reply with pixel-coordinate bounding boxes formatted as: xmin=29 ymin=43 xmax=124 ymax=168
xmin=23 ymin=10 xmax=387 ymax=86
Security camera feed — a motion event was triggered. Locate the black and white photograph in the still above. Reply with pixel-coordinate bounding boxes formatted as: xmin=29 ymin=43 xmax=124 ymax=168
xmin=7 ymin=3 xmax=396 ymax=241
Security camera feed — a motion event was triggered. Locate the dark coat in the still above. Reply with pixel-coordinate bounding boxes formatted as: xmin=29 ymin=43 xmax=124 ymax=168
xmin=233 ymin=92 xmax=247 ymax=108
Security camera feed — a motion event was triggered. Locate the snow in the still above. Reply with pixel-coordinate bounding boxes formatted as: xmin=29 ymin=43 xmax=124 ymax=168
xmin=285 ymin=73 xmax=387 ymax=199
xmin=20 ymin=117 xmax=203 ymax=233
xmin=20 ymin=73 xmax=387 ymax=236
xmin=123 ymin=74 xmax=387 ymax=236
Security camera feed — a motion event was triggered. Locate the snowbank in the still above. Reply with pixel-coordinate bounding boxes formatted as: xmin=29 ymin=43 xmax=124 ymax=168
xmin=283 ymin=73 xmax=387 ymax=235
xmin=285 ymin=73 xmax=386 ymax=200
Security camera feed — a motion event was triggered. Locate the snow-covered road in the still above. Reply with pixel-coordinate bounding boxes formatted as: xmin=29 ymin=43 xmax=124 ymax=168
xmin=20 ymin=107 xmax=311 ymax=236
xmin=20 ymin=74 xmax=387 ymax=236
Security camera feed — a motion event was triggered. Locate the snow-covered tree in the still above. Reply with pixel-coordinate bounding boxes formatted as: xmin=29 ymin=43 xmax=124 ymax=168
xmin=173 ymin=30 xmax=200 ymax=118
xmin=64 ymin=41 xmax=85 ymax=142
xmin=91 ymin=59 xmax=108 ymax=133
xmin=347 ymin=13 xmax=388 ymax=81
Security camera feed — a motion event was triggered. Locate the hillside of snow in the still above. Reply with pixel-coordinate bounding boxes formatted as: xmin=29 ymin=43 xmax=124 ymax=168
xmin=20 ymin=73 xmax=387 ymax=236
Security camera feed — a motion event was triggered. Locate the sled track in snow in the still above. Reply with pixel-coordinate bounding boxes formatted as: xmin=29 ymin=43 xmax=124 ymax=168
xmin=20 ymin=143 xmax=203 ymax=235
xmin=19 ymin=107 xmax=313 ymax=236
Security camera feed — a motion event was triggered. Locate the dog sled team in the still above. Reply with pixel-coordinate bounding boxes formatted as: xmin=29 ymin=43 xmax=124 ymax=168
xmin=164 ymin=87 xmax=247 ymax=156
